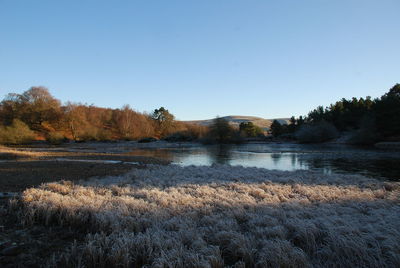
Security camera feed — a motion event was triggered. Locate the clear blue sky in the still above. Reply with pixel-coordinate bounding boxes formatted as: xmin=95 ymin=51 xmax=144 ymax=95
xmin=1 ymin=1 xmax=399 ymax=120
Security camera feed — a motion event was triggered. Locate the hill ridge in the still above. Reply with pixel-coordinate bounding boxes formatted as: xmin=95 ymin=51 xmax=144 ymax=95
xmin=182 ymin=115 xmax=290 ymax=131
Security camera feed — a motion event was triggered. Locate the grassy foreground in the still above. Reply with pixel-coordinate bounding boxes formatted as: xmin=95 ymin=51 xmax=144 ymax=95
xmin=18 ymin=165 xmax=400 ymax=267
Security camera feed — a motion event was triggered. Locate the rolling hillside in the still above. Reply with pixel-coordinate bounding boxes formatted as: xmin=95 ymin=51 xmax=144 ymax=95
xmin=184 ymin=116 xmax=290 ymax=131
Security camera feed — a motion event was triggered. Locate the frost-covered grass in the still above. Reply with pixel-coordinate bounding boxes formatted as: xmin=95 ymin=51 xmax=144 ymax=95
xmin=21 ymin=165 xmax=400 ymax=267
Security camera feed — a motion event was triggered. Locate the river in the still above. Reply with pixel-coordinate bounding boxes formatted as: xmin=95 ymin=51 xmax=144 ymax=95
xmin=129 ymin=143 xmax=400 ymax=181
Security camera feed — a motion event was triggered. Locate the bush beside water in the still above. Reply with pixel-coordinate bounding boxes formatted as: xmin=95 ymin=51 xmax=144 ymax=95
xmin=0 ymin=119 xmax=35 ymax=144
xmin=295 ymin=122 xmax=339 ymax=143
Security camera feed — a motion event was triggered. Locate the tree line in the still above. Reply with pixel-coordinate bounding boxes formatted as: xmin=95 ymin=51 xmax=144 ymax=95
xmin=0 ymin=87 xmax=207 ymax=144
xmin=0 ymin=87 xmax=278 ymax=145
xmin=270 ymin=84 xmax=400 ymax=144
xmin=1 ymin=84 xmax=398 ymax=145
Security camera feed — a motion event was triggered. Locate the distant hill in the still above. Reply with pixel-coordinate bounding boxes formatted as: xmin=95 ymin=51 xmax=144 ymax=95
xmin=183 ymin=116 xmax=290 ymax=132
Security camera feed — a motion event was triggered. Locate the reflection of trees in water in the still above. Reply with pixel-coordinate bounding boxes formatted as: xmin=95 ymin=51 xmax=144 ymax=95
xmin=270 ymin=153 xmax=282 ymax=165
xmin=291 ymin=154 xmax=296 ymax=167
xmin=297 ymin=155 xmax=400 ymax=181
xmin=206 ymin=145 xmax=233 ymax=165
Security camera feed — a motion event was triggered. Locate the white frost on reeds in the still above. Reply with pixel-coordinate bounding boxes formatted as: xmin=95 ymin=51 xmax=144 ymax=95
xmin=21 ymin=164 xmax=400 ymax=267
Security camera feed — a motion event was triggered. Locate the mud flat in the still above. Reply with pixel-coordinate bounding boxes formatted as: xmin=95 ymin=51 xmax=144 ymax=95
xmin=0 ymin=144 xmax=169 ymax=192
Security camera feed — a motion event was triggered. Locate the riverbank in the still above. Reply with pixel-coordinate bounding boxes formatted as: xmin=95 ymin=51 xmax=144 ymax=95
xmin=0 ymin=144 xmax=170 ymax=192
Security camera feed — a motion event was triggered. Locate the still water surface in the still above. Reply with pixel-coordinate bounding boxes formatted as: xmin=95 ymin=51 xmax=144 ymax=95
xmin=130 ymin=143 xmax=400 ymax=181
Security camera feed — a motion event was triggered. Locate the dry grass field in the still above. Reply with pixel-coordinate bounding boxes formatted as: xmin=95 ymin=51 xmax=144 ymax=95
xmin=18 ymin=164 xmax=400 ymax=267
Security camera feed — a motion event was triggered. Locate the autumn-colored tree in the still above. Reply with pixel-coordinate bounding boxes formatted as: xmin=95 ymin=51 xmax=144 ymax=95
xmin=112 ymin=105 xmax=156 ymax=139
xmin=113 ymin=105 xmax=135 ymax=139
xmin=0 ymin=87 xmax=62 ymax=141
xmin=64 ymin=102 xmax=84 ymax=140
xmin=0 ymin=93 xmax=22 ymax=125
xmin=18 ymin=87 xmax=62 ymax=130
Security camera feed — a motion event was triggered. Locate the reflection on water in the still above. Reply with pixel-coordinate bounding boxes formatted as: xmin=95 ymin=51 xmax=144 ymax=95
xmin=129 ymin=143 xmax=400 ymax=181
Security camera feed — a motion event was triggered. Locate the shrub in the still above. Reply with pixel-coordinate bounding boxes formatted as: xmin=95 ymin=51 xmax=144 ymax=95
xmin=348 ymin=115 xmax=379 ymax=145
xmin=295 ymin=121 xmax=338 ymax=143
xmin=163 ymin=132 xmax=194 ymax=142
xmin=185 ymin=124 xmax=209 ymax=139
xmin=204 ymin=117 xmax=243 ymax=144
xmin=74 ymin=126 xmax=112 ymax=141
xmin=46 ymin=131 xmax=65 ymax=145
xmin=239 ymin=122 xmax=264 ymax=138
xmin=0 ymin=119 xmax=35 ymax=144
xmin=95 ymin=129 xmax=113 ymax=141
